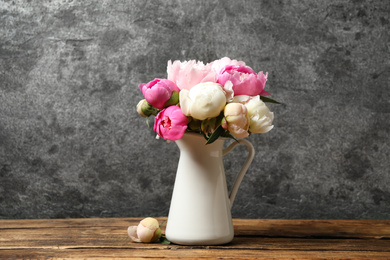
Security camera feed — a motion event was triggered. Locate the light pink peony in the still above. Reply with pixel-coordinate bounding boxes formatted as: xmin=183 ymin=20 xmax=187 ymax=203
xmin=128 ymin=217 xmax=162 ymax=243
xmin=167 ymin=60 xmax=217 ymax=90
xmin=139 ymin=79 xmax=180 ymax=109
xmin=222 ymin=103 xmax=250 ymax=139
xmin=217 ymin=65 xmax=270 ymax=97
xmin=154 ymin=106 xmax=188 ymax=141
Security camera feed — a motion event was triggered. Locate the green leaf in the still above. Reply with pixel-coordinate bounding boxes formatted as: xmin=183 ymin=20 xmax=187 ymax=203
xmin=206 ymin=125 xmax=226 ymax=145
xmin=260 ymin=96 xmax=282 ymax=104
xmin=159 ymin=235 xmax=171 ymax=244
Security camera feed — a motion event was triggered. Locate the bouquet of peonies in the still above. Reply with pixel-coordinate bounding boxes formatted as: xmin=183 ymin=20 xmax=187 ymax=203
xmin=136 ymin=57 xmax=279 ymax=144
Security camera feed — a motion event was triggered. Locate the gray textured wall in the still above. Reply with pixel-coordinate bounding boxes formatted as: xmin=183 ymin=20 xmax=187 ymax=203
xmin=1 ymin=0 xmax=389 ymax=219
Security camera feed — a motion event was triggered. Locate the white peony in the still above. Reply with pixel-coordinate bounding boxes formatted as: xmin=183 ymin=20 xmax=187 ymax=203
xmin=179 ymin=82 xmax=226 ymax=120
xmin=233 ymin=95 xmax=274 ymax=133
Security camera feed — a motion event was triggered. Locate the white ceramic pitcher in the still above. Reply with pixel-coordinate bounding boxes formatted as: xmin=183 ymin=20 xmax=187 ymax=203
xmin=165 ymin=133 xmax=255 ymax=245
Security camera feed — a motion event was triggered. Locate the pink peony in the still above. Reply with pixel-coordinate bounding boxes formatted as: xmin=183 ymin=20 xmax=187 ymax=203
xmin=217 ymin=65 xmax=270 ymax=96
xmin=167 ymin=60 xmax=217 ymax=90
xmin=139 ymin=79 xmax=180 ymax=109
xmin=154 ymin=106 xmax=188 ymax=141
xmin=211 ymin=57 xmax=246 ymax=76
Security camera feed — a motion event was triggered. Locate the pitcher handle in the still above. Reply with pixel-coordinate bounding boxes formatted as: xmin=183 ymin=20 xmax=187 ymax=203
xmin=223 ymin=139 xmax=255 ymax=209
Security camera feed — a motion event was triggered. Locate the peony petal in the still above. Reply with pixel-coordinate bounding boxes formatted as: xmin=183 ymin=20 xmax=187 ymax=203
xmin=233 ymin=74 xmax=259 ymax=96
xmin=138 ymin=83 xmax=146 ymax=93
xmin=257 ymin=71 xmax=270 ymax=96
xmin=229 ymin=125 xmax=250 ymax=138
xmin=249 ymin=112 xmax=274 ymax=133
xmin=212 ymin=57 xmax=246 ymax=74
xmin=179 ymin=89 xmax=191 ymax=116
xmin=220 ymin=65 xmax=256 ymax=75
xmin=167 ymin=60 xmax=182 ymax=85
xmin=217 ymin=65 xmax=269 ymax=97
xmin=137 ymin=218 xmax=160 ymax=242
xmin=154 ymin=106 xmax=188 ymax=141
xmin=232 ymin=95 xmax=251 ymax=103
xmin=144 ymin=87 xmax=171 ymax=109
xmin=223 ymin=81 xmax=234 ymax=102
xmin=167 ymin=59 xmax=217 ymax=90
xmin=128 ymin=226 xmax=141 ymax=242
xmin=235 ymin=65 xmax=256 ymax=74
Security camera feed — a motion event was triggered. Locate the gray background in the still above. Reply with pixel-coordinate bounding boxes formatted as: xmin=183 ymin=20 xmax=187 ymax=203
xmin=1 ymin=0 xmax=389 ymax=219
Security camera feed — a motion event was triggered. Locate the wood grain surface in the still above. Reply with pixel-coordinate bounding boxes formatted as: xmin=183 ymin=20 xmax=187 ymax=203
xmin=1 ymin=218 xmax=389 ymax=259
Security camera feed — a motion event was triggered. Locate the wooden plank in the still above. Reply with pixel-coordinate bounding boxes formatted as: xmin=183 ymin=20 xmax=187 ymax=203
xmin=1 ymin=218 xmax=389 ymax=239
xmin=1 ymin=225 xmax=390 ymax=252
xmin=0 ymin=217 xmax=146 ymax=229
xmin=1 ymin=218 xmax=390 ymax=259
xmin=0 ymin=226 xmax=130 ymax=248
xmin=232 ymin=219 xmax=390 ymax=239
xmin=1 ymin=248 xmax=390 ymax=259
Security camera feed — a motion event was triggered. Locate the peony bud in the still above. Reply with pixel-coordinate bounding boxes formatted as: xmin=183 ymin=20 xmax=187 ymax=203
xmin=139 ymin=79 xmax=180 ymax=109
xmin=222 ymin=103 xmax=250 ymax=138
xmin=136 ymin=99 xmax=158 ymax=117
xmin=128 ymin=217 xmax=162 ymax=243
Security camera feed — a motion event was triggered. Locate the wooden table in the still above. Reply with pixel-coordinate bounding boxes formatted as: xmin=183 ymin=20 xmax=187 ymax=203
xmin=1 ymin=217 xmax=390 ymax=259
